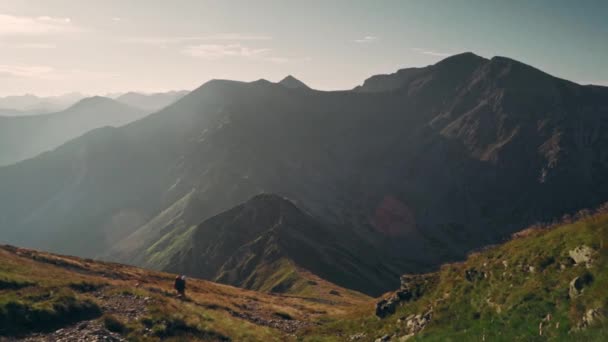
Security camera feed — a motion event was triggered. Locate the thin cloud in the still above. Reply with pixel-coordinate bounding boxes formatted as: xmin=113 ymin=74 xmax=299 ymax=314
xmin=181 ymin=43 xmax=271 ymax=59
xmin=0 ymin=64 xmax=54 ymax=78
xmin=181 ymin=43 xmax=294 ymax=64
xmin=111 ymin=17 xmax=122 ymax=22
xmin=0 ymin=13 xmax=80 ymax=35
xmin=125 ymin=33 xmax=272 ymax=46
xmin=411 ymin=48 xmax=451 ymax=57
xmin=0 ymin=64 xmax=118 ymax=80
xmin=354 ymin=36 xmax=377 ymax=43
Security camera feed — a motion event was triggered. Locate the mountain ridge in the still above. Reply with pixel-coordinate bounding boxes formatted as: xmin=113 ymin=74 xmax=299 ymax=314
xmin=1 ymin=52 xmax=607 ymax=297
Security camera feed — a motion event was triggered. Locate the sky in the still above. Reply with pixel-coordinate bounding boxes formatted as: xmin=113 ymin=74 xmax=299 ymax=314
xmin=0 ymin=0 xmax=607 ymax=96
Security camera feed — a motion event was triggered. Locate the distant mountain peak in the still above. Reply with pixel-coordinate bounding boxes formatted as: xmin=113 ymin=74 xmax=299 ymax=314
xmin=433 ymin=51 xmax=487 ymax=70
xmin=69 ymin=96 xmax=114 ymax=107
xmin=278 ymin=75 xmax=310 ymax=89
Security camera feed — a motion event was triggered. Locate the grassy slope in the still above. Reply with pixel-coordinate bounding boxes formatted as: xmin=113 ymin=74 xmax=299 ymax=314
xmin=0 ymin=245 xmax=370 ymax=341
xmin=4 ymin=209 xmax=608 ymax=341
xmin=303 ymin=210 xmax=608 ymax=341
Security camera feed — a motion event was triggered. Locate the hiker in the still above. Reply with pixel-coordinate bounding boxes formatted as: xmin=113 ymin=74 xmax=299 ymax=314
xmin=174 ymin=275 xmax=186 ymax=297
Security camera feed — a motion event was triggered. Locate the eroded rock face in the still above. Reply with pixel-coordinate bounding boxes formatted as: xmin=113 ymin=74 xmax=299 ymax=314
xmin=579 ymin=308 xmax=603 ymax=329
xmin=376 ymin=298 xmax=399 ymax=318
xmin=569 ymin=245 xmax=595 ymax=267
xmin=376 ymin=274 xmax=438 ymax=318
xmin=404 ymin=310 xmax=432 ymax=335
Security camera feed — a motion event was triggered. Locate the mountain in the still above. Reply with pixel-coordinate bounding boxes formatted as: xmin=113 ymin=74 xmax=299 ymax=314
xmin=0 ymin=96 xmax=147 ymax=166
xmin=310 ymin=204 xmax=608 ymax=341
xmin=1 ymin=205 xmax=606 ymax=341
xmin=115 ymin=90 xmax=189 ymax=111
xmin=278 ymin=75 xmax=310 ymax=89
xmin=0 ymin=92 xmax=85 ymax=114
xmin=0 ymin=243 xmax=368 ymax=341
xmin=113 ymin=194 xmax=406 ymax=296
xmin=1 ymin=52 xmax=608 ymax=296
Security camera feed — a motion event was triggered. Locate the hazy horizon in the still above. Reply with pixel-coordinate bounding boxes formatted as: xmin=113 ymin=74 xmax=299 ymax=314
xmin=1 ymin=0 xmax=607 ymax=96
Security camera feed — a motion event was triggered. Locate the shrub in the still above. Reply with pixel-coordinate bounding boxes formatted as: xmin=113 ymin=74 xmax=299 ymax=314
xmin=273 ymin=311 xmax=294 ymax=320
xmin=69 ymin=281 xmax=105 ymax=293
xmin=103 ymin=314 xmax=128 ymax=334
xmin=0 ymin=278 xmax=35 ymax=290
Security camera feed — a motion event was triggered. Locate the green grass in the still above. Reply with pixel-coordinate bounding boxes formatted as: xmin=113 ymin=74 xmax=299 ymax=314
xmin=0 ymin=287 xmax=101 ymax=336
xmin=302 ymin=210 xmax=608 ymax=341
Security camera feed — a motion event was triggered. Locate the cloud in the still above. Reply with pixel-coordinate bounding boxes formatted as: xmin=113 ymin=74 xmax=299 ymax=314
xmin=124 ymin=33 xmax=272 ymax=47
xmin=411 ymin=48 xmax=451 ymax=57
xmin=0 ymin=13 xmax=80 ymax=35
xmin=354 ymin=36 xmax=377 ymax=43
xmin=0 ymin=64 xmax=54 ymax=78
xmin=111 ymin=17 xmax=122 ymax=22
xmin=182 ymin=43 xmax=271 ymax=59
xmin=181 ymin=43 xmax=294 ymax=64
xmin=0 ymin=64 xmax=118 ymax=80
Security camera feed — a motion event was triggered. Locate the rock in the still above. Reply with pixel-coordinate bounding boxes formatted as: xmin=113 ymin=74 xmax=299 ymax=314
xmin=376 ymin=273 xmax=438 ymax=318
xmin=403 ymin=310 xmax=432 ymax=335
xmin=569 ymin=245 xmax=594 ymax=267
xmin=569 ymin=273 xmax=593 ymax=299
xmin=539 ymin=313 xmax=552 ymax=335
xmin=569 ymin=277 xmax=583 ymax=298
xmin=375 ymin=297 xmax=398 ymax=318
xmin=581 ymin=308 xmax=602 ymax=327
xmin=375 ymin=334 xmax=391 ymax=342
xmin=349 ymin=333 xmax=367 ymax=340
xmin=465 ymin=268 xmax=485 ymax=282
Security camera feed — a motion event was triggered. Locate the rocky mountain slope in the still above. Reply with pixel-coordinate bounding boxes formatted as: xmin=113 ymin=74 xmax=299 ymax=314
xmin=0 ymin=96 xmax=146 ymax=166
xmin=148 ymin=194 xmax=406 ymax=296
xmin=1 ymin=205 xmax=606 ymax=341
xmin=1 ymin=52 xmax=608 ymax=295
xmin=307 ymin=205 xmax=608 ymax=341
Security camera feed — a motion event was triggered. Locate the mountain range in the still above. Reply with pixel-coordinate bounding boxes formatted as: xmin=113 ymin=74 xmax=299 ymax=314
xmin=1 ymin=201 xmax=605 ymax=340
xmin=0 ymin=52 xmax=607 ymax=297
xmin=0 ymin=97 xmax=147 ymax=166
xmin=114 ymin=90 xmax=189 ymax=112
xmin=0 ymin=93 xmax=85 ymax=115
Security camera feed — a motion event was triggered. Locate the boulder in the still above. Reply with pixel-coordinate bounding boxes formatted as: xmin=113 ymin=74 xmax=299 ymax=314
xmin=569 ymin=273 xmax=594 ymax=299
xmin=569 ymin=277 xmax=583 ymax=298
xmin=569 ymin=245 xmax=594 ymax=267
xmin=581 ymin=309 xmax=602 ymax=328
xmin=404 ymin=310 xmax=433 ymax=335
xmin=375 ymin=334 xmax=391 ymax=342
xmin=375 ymin=298 xmax=398 ymax=318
